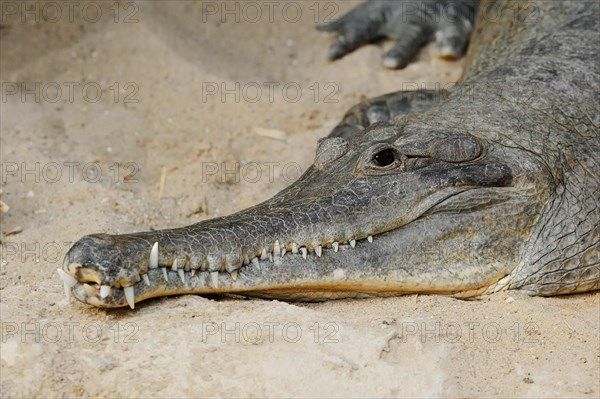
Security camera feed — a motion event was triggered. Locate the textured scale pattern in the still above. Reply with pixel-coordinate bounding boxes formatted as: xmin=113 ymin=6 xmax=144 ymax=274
xmin=59 ymin=0 xmax=599 ymax=308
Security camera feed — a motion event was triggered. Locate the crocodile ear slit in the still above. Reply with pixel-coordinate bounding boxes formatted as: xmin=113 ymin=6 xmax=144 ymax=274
xmin=430 ymin=135 xmax=484 ymax=163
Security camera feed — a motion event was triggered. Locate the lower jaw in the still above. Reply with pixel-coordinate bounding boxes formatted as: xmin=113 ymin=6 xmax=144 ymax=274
xmin=73 ymin=272 xmax=468 ymax=308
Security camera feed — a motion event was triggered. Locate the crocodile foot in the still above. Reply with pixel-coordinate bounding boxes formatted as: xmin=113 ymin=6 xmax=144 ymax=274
xmin=316 ymin=0 xmax=478 ymax=68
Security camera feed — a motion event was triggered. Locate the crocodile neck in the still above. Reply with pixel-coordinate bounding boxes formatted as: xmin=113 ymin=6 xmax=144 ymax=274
xmin=457 ymin=0 xmax=600 ymax=295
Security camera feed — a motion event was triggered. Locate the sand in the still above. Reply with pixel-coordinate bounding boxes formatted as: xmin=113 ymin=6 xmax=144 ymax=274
xmin=1 ymin=1 xmax=598 ymax=397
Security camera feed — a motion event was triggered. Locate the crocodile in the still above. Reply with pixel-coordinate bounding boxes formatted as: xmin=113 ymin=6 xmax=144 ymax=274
xmin=58 ymin=0 xmax=599 ymax=309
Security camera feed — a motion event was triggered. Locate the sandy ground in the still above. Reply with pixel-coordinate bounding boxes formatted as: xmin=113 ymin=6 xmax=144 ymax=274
xmin=1 ymin=1 xmax=598 ymax=397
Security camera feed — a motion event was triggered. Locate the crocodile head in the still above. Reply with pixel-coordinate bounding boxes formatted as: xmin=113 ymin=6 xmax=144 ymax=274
xmin=60 ymin=118 xmax=551 ymax=308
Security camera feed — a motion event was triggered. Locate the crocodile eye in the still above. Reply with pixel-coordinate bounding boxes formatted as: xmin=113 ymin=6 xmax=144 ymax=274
xmin=372 ymin=148 xmax=396 ymax=167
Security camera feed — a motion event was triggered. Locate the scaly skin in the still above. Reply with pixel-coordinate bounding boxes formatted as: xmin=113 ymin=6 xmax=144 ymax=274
xmin=59 ymin=0 xmax=599 ymax=309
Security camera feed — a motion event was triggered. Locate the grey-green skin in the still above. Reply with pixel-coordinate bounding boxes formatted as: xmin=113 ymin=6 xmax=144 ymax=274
xmin=60 ymin=0 xmax=599 ymax=309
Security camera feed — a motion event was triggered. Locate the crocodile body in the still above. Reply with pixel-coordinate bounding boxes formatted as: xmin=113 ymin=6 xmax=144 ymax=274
xmin=59 ymin=0 xmax=599 ymax=308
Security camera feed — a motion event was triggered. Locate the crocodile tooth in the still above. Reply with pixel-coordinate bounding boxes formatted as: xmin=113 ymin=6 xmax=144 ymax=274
xmin=82 ymin=283 xmax=96 ymax=296
xmin=57 ymin=269 xmax=77 ymax=287
xmin=273 ymin=240 xmax=281 ymax=256
xmin=367 ymin=236 xmax=373 ymax=243
xmin=332 ymin=242 xmax=339 ymax=252
xmin=300 ymin=247 xmax=307 ymax=260
xmin=124 ymin=286 xmax=135 ymax=309
xmin=210 ymin=272 xmax=219 ymax=288
xmin=191 ymin=269 xmax=196 ymax=277
xmin=229 ymin=270 xmax=238 ymax=281
xmin=315 ymin=245 xmax=322 ymax=257
xmin=57 ymin=269 xmax=77 ymax=300
xmin=161 ymin=267 xmax=168 ymax=282
xmin=291 ymin=243 xmax=298 ymax=254
xmin=350 ymin=240 xmax=356 ymax=248
xmin=206 ymin=255 xmax=221 ymax=273
xmin=142 ymin=274 xmax=150 ymax=286
xmin=260 ymin=247 xmax=268 ymax=260
xmin=281 ymin=247 xmax=286 ymax=258
xmin=100 ymin=285 xmax=111 ymax=298
xmin=243 ymin=254 xmax=250 ymax=265
xmin=251 ymin=257 xmax=261 ymax=270
xmin=197 ymin=257 xmax=208 ymax=272
xmin=171 ymin=259 xmax=178 ymax=271
xmin=149 ymin=242 xmax=159 ymax=269
xmin=268 ymin=253 xmax=273 ymax=262
xmin=178 ymin=269 xmax=185 ymax=284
